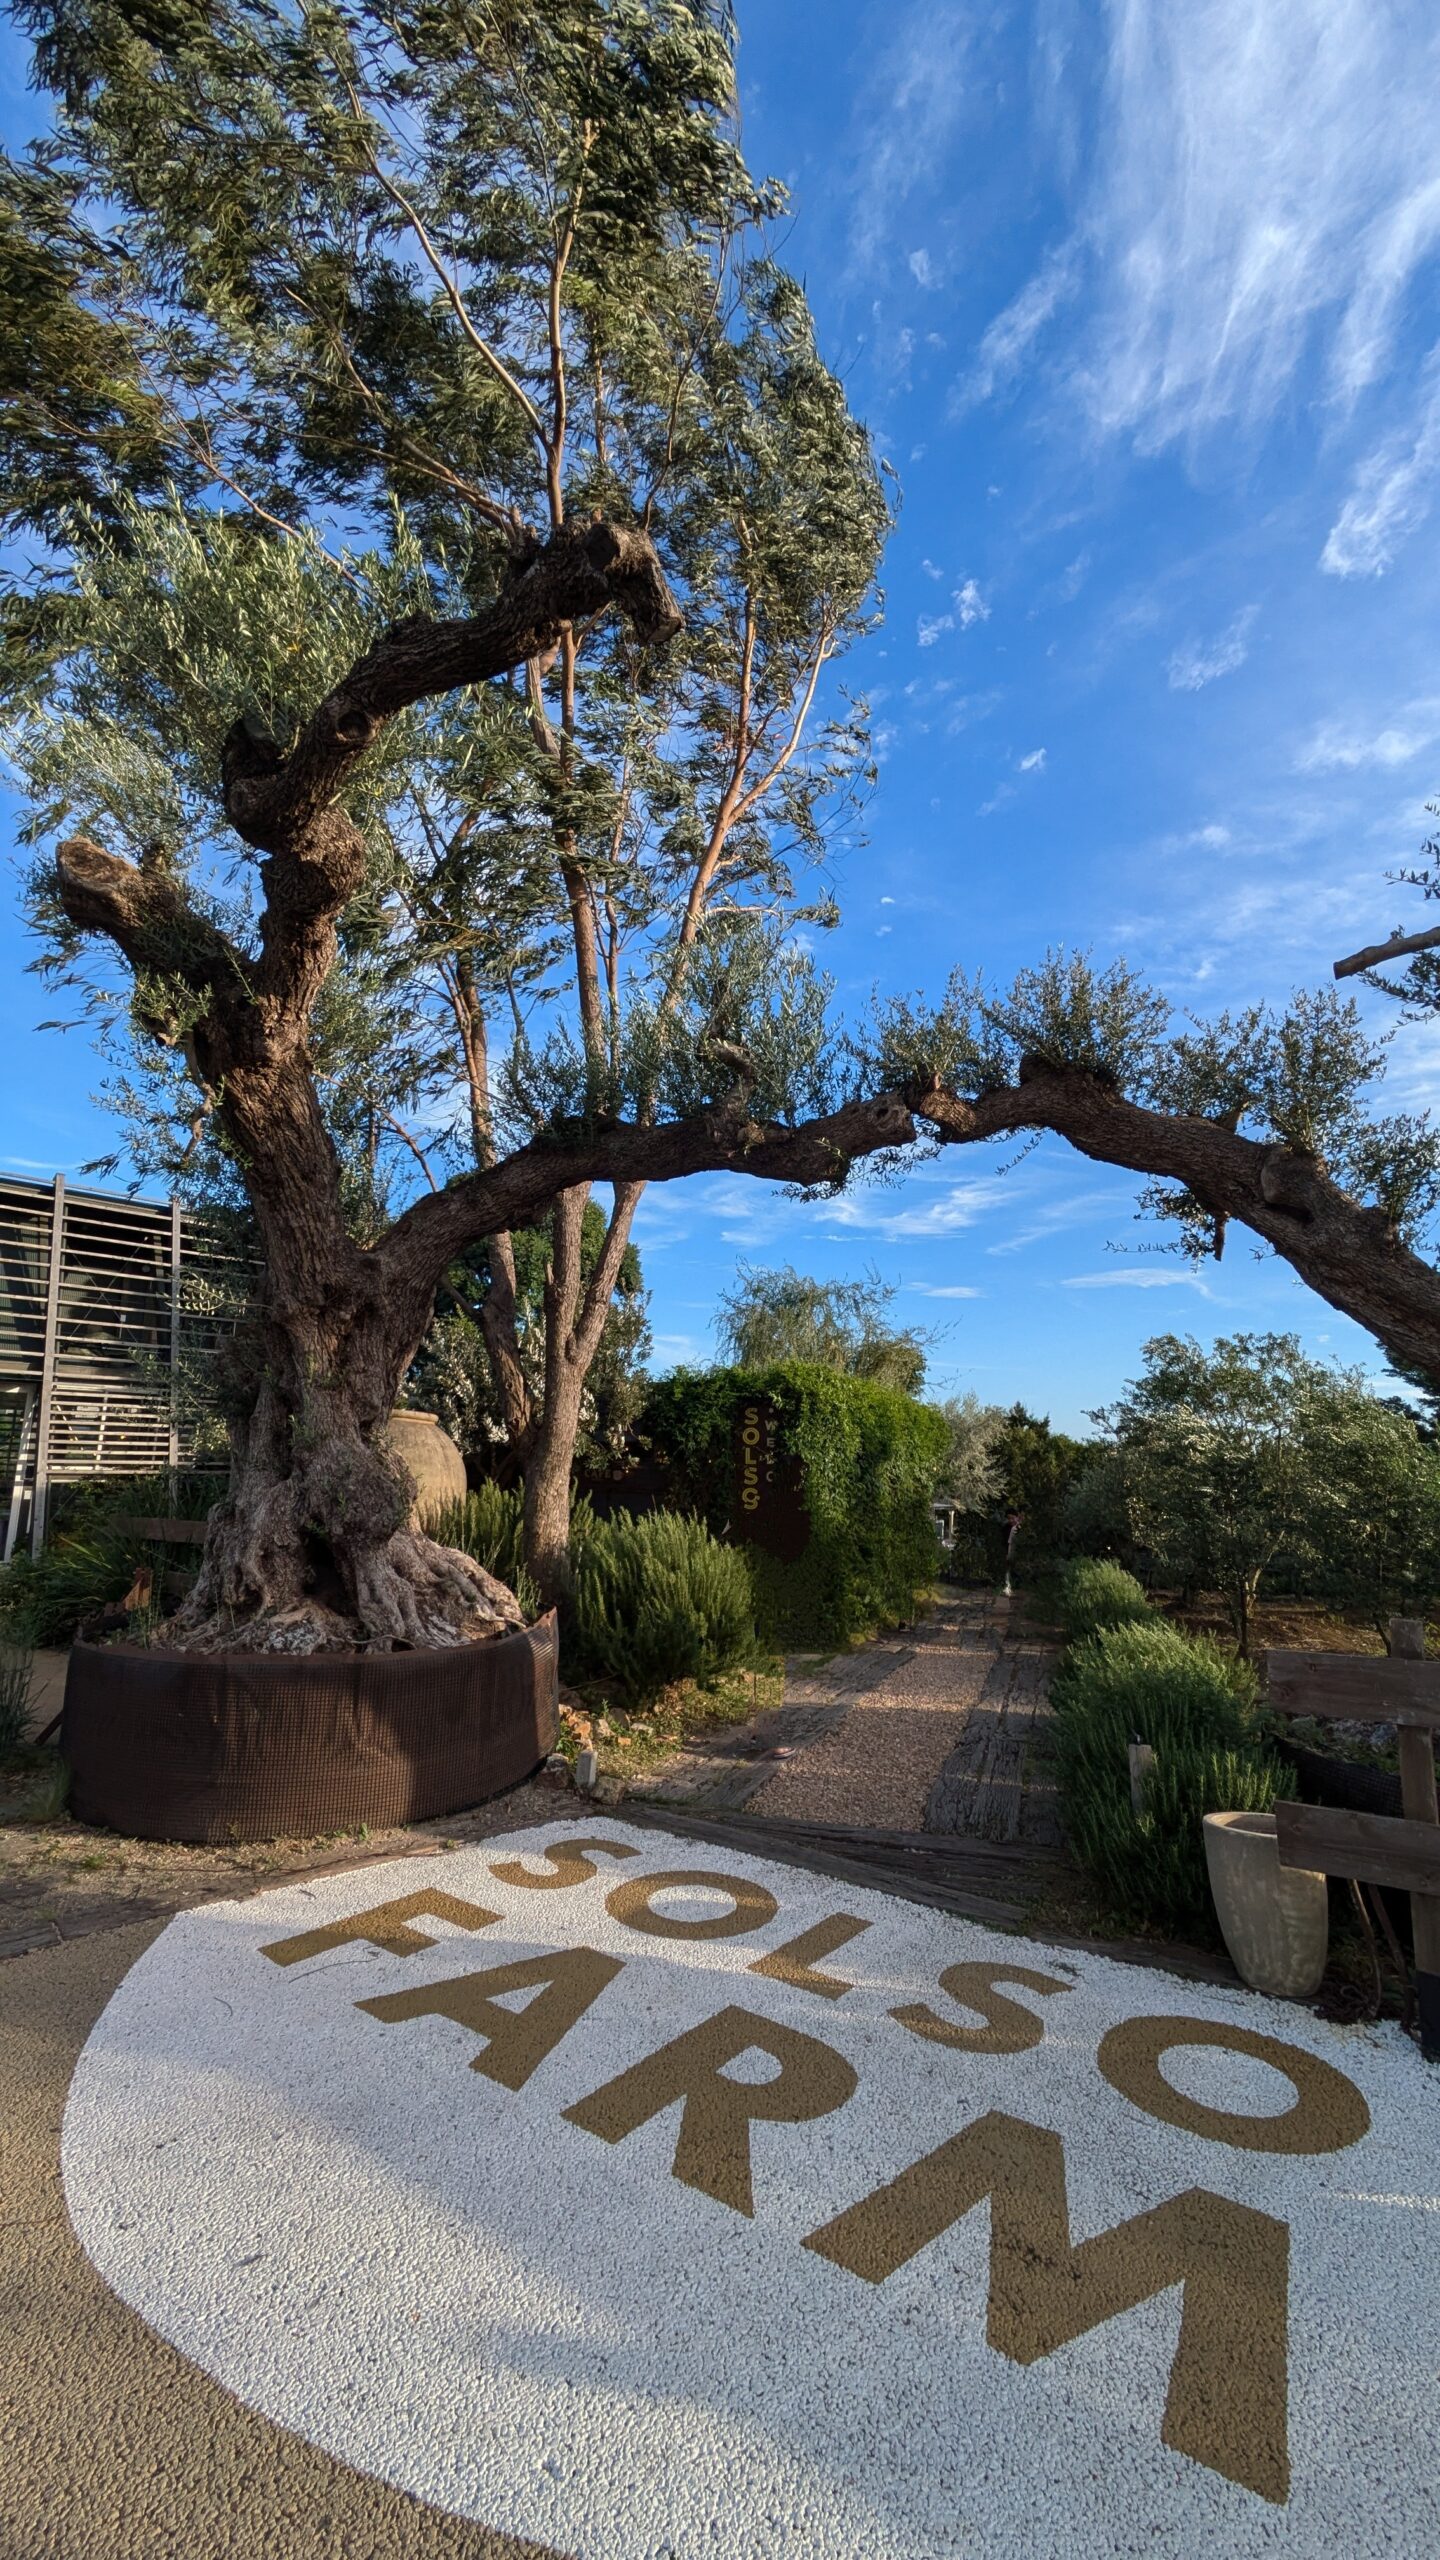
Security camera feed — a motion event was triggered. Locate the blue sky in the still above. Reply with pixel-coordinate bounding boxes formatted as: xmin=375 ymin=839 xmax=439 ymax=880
xmin=6 ymin=1 xmax=1440 ymax=1429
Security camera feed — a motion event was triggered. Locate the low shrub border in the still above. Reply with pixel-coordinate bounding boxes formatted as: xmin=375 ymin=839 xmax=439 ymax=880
xmin=1051 ymin=1609 xmax=1293 ymax=1940
xmin=1056 ymin=1557 xmax=1155 ymax=1642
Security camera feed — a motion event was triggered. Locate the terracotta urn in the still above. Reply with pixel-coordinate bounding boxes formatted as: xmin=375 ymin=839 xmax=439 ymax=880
xmin=380 ymin=1408 xmax=467 ymax=1527
xmin=1202 ymin=1810 xmax=1328 ymax=2000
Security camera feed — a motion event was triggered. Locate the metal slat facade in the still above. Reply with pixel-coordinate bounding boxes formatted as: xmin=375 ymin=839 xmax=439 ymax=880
xmin=0 ymin=1173 xmax=247 ymax=1555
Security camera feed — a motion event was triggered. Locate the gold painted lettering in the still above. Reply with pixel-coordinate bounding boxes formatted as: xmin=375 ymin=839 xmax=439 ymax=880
xmin=357 ymin=1947 xmax=623 ymax=2090
xmin=564 ymin=2003 xmax=857 ymax=2215
xmin=804 ymin=2110 xmax=1289 ymax=2503
xmin=260 ymin=1889 xmax=499 ymax=1969
xmin=892 ymin=1960 xmax=1072 ymax=2054
xmin=606 ymin=1869 xmax=779 ymax=1941
xmin=750 ymin=1914 xmax=871 ymax=2000
xmin=1097 ymin=2016 xmax=1371 ymax=2155
xmin=489 ymin=1837 xmax=640 ymax=1891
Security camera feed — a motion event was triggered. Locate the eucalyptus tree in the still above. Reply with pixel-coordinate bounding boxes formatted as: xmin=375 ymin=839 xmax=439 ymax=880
xmin=2 ymin=0 xmax=901 ymax=1646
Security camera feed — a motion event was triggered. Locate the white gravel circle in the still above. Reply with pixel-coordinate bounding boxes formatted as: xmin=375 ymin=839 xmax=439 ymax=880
xmin=62 ymin=1819 xmax=1439 ymax=2558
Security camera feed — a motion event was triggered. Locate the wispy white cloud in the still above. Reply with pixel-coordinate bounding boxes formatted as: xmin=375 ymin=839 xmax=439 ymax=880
xmin=908 ymin=247 xmax=936 ymax=288
xmin=651 ymin=1331 xmax=707 ymax=1366
xmin=905 ymin=1282 xmax=985 ymax=1298
xmin=823 ymin=1174 xmax=1015 ymax=1240
xmin=952 ymin=245 xmax=1078 ymax=414
xmin=1045 ymin=1 xmax=1440 ymax=454
xmin=1062 ymin=1268 xmax=1210 ymax=1291
xmin=920 ymin=557 xmax=945 ymax=581
xmin=986 ymin=1184 xmax=1130 ymax=1255
xmin=847 ymin=5 xmax=978 ymax=274
xmin=1294 ymin=701 xmax=1440 ymax=772
xmin=1166 ymin=604 xmax=1258 ymax=692
xmin=954 ymin=576 xmax=989 ymax=626
xmin=1321 ymin=354 xmax=1440 ymax=575
xmin=917 ymin=612 xmax=954 ymax=647
xmin=1018 ymin=747 xmax=1048 ymax=773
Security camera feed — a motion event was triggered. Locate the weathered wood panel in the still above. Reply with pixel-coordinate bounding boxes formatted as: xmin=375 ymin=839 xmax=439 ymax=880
xmin=1275 ymin=1799 xmax=1440 ymax=1892
xmin=1263 ymin=1650 xmax=1440 ymax=1729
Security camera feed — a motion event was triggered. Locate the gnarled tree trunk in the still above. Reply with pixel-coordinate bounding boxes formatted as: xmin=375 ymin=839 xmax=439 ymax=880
xmin=50 ymin=522 xmax=688 ymax=1653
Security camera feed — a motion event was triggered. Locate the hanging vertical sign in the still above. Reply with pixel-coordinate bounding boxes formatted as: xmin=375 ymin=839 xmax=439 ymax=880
xmin=731 ymin=1394 xmax=809 ymax=1561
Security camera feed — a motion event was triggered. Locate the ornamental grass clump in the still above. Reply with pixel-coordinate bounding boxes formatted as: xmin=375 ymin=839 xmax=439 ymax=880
xmin=429 ymin=1486 xmax=543 ymax=1622
xmin=1057 ymin=1557 xmax=1155 ymax=1642
xmin=571 ymin=1512 xmax=754 ymax=1706
xmin=1053 ymin=1617 xmax=1289 ymax=1938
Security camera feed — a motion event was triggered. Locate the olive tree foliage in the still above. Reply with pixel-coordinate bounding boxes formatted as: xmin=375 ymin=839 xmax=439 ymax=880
xmin=1095 ymin=1331 xmax=1440 ymax=1652
xmin=1096 ymin=1333 xmax=1322 ymax=1655
xmin=0 ymin=0 xmax=894 ymax=1641
xmin=715 ymin=1261 xmax=931 ymax=1394
xmin=865 ymin=950 xmax=1440 ymax=1394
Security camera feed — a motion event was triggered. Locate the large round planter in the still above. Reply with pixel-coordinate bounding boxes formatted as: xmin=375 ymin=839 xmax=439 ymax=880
xmin=60 ymin=1613 xmax=559 ymax=1845
xmin=1202 ymin=1810 xmax=1328 ymax=1999
xmin=379 ymin=1408 xmax=467 ymax=1524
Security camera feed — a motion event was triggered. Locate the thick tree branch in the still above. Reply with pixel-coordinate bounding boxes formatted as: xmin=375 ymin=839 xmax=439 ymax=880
xmin=222 ymin=518 xmax=681 ymax=860
xmin=377 ymin=1090 xmax=917 ymax=1355
xmin=572 ymin=1180 xmax=644 ymax=1363
xmin=54 ymin=834 xmax=249 ymax=1009
xmin=214 ymin=517 xmax=681 ymax=1018
xmin=1334 ymin=923 xmax=1440 ymax=980
xmin=911 ymin=1068 xmax=1440 ymax=1384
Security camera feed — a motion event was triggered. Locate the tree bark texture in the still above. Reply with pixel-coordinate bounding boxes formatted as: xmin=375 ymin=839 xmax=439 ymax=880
xmin=517 ymin=1179 xmax=645 ymax=1603
xmin=48 ymin=519 xmax=694 ymax=1652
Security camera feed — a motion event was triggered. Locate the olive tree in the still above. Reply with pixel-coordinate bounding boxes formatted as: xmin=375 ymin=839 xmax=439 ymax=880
xmin=2 ymin=0 xmax=903 ymax=1645
xmin=1097 ymin=1334 xmax=1325 ymax=1654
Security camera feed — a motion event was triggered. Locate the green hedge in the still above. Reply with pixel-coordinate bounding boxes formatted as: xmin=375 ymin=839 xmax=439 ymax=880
xmin=1052 ymin=1616 xmax=1290 ymax=1938
xmin=1057 ymin=1557 xmax=1155 ymax=1641
xmin=641 ymin=1363 xmax=947 ymax=1648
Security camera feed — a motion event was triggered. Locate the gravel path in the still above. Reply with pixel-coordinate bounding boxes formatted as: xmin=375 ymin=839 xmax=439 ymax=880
xmin=736 ymin=1588 xmax=1060 ymax=1835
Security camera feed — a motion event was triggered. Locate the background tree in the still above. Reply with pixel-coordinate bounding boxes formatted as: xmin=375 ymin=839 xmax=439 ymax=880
xmin=1098 ymin=1334 xmax=1324 ymax=1654
xmin=932 ymin=1392 xmax=1005 ymax=1510
xmin=410 ymin=1202 xmax=651 ymax=1483
xmin=1 ymin=0 xmax=904 ymax=1647
xmin=987 ymin=1403 xmax=1096 ymax=1564
xmin=715 ymin=1261 xmax=930 ymax=1393
xmin=1298 ymin=1375 xmax=1440 ymax=1641
xmin=1099 ymin=1329 xmax=1440 ymax=1649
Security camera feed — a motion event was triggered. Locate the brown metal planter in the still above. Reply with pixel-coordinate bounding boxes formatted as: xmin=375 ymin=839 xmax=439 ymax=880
xmin=60 ymin=1612 xmax=559 ymax=1845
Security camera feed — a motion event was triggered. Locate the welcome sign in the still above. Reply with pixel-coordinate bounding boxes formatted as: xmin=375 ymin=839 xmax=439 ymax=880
xmin=63 ymin=1821 xmax=1437 ymax=2557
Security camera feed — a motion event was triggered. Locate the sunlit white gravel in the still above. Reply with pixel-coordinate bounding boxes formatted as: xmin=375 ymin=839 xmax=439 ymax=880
xmin=62 ymin=1819 xmax=1439 ymax=2558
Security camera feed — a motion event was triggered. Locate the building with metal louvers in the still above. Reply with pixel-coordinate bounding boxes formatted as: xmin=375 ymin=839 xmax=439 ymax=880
xmin=0 ymin=1173 xmax=247 ymax=1556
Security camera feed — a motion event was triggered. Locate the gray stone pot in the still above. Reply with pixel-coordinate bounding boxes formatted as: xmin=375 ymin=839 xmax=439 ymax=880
xmin=1202 ymin=1810 xmax=1328 ymax=1999
xmin=380 ymin=1408 xmax=467 ymax=1526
